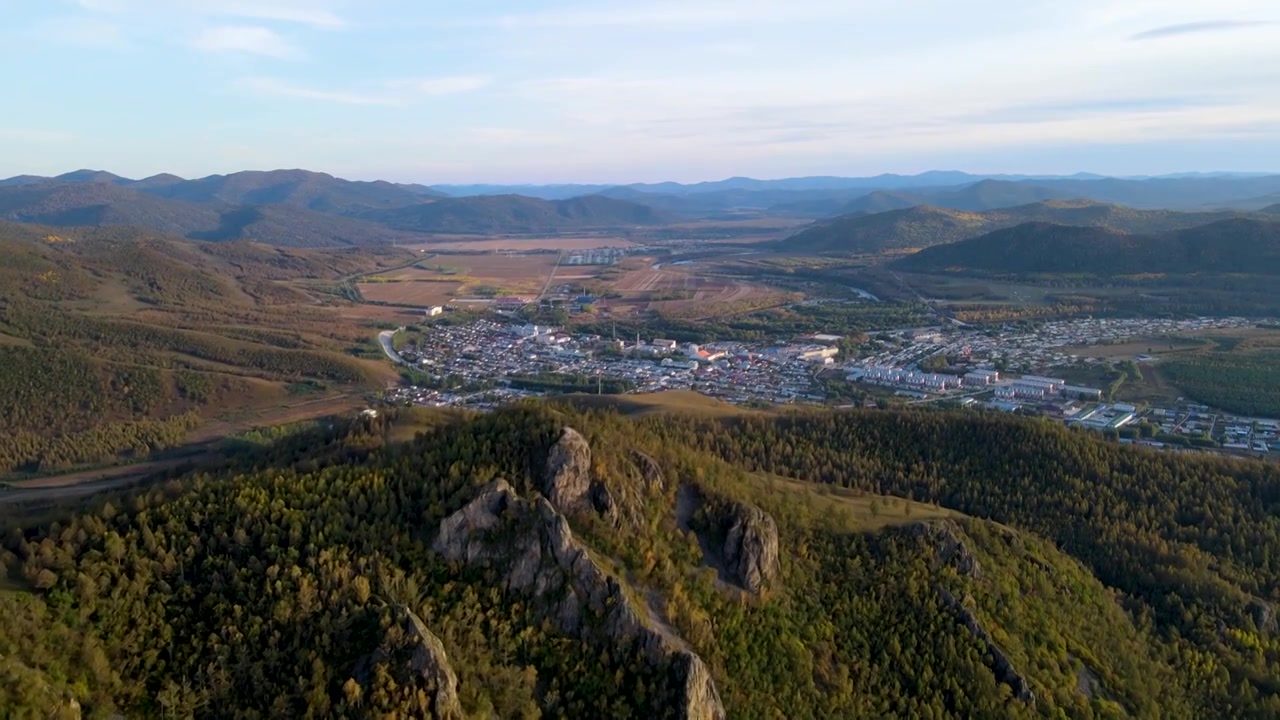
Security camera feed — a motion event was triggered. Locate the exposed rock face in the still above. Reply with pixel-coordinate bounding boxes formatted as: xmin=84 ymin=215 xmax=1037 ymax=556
xmin=541 ymin=427 xmax=619 ymax=522
xmin=1249 ymin=598 xmax=1277 ymax=634
xmin=937 ymin=587 xmax=1035 ymax=704
xmin=433 ymin=480 xmax=726 ymax=719
xmin=352 ymin=605 xmax=464 ymax=720
xmin=631 ymin=450 xmax=666 ymax=491
xmin=911 ymin=520 xmax=982 ymax=579
xmin=543 ymin=427 xmax=593 ymax=511
xmin=721 ymin=503 xmax=780 ymax=594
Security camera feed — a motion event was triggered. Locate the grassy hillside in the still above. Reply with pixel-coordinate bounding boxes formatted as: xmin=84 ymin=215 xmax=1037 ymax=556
xmin=0 ymin=221 xmax=409 ymax=475
xmin=2 ymin=403 xmax=1278 ymax=717
xmin=894 ymin=218 xmax=1280 ymax=275
xmin=784 ymin=200 xmax=1254 ymax=254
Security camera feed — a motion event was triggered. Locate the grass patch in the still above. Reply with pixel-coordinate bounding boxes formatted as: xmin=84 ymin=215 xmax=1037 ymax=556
xmin=744 ymin=473 xmax=958 ymax=533
xmin=564 ymin=390 xmax=757 ymax=418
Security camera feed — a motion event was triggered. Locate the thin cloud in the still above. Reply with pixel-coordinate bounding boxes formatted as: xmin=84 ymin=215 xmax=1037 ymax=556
xmin=192 ymin=26 xmax=303 ymax=59
xmin=239 ymin=77 xmax=399 ymax=106
xmin=0 ymin=127 xmax=74 ymax=142
xmin=1131 ymin=20 xmax=1274 ymax=40
xmin=238 ymin=75 xmax=491 ymax=105
xmin=413 ymin=76 xmax=492 ymax=96
xmin=78 ymin=0 xmax=345 ymax=28
xmin=40 ymin=16 xmax=129 ymax=49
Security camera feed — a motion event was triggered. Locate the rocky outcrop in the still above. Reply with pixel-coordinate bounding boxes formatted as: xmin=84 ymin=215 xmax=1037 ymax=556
xmin=631 ymin=450 xmax=666 ymax=491
xmin=543 ymin=427 xmax=593 ymax=510
xmin=433 ymin=480 xmax=726 ymax=719
xmin=543 ymin=427 xmax=617 ymax=521
xmin=721 ymin=502 xmax=780 ymax=594
xmin=1249 ymin=597 xmax=1277 ymax=634
xmin=911 ymin=520 xmax=981 ymax=579
xmin=351 ymin=605 xmax=463 ymax=720
xmin=937 ymin=587 xmax=1035 ymax=704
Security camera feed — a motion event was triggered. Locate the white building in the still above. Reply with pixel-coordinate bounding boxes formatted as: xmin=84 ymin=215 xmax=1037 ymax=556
xmin=425 ymin=305 xmax=444 ymax=317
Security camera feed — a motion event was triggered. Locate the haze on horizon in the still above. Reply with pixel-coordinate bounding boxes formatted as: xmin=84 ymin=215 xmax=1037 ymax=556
xmin=1 ymin=0 xmax=1278 ymax=184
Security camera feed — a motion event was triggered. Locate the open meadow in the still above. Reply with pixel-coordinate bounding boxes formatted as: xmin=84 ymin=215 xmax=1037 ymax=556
xmin=356 ymin=252 xmax=560 ymax=305
xmin=404 ymin=235 xmax=639 ymax=251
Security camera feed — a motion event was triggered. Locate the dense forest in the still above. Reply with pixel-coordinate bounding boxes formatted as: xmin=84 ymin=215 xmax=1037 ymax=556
xmin=3 ymin=402 xmax=1278 ymax=718
xmin=1162 ymin=353 xmax=1280 ymax=418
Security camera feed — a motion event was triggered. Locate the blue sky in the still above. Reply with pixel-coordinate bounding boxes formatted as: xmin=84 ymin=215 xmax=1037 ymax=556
xmin=1 ymin=0 xmax=1277 ymax=183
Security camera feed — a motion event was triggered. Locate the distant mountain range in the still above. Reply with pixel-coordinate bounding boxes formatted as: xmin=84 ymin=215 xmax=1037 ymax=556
xmin=782 ymin=201 xmax=1255 ymax=254
xmin=3 ymin=168 xmax=1280 ymax=247
xmin=893 ymin=218 xmax=1280 ymax=276
xmin=0 ymin=170 xmax=666 ymax=246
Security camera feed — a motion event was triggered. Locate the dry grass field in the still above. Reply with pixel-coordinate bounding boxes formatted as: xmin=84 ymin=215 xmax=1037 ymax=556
xmin=404 ymin=236 xmax=638 ymax=251
xmin=357 ymin=280 xmax=464 ymax=306
xmin=357 ymin=253 xmax=560 ymax=305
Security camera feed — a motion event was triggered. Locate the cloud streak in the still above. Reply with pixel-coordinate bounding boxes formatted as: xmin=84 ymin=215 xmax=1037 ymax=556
xmin=77 ymin=0 xmax=345 ymax=28
xmin=239 ymin=75 xmax=493 ymax=105
xmin=1131 ymin=20 xmax=1274 ymax=40
xmin=192 ymin=26 xmax=302 ymax=59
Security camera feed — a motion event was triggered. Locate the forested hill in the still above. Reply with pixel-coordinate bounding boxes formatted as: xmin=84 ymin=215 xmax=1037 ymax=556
xmin=0 ymin=181 xmax=417 ymax=248
xmin=894 ymin=218 xmax=1280 ymax=275
xmin=0 ymin=221 xmax=406 ymax=475
xmin=3 ymin=401 xmax=1278 ymax=717
xmin=360 ymin=193 xmax=675 ymax=234
xmin=781 ymin=200 xmax=1254 ymax=254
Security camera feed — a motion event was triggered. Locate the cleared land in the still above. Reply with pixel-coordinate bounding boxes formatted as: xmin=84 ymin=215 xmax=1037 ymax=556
xmin=744 ymin=473 xmax=959 ymax=533
xmin=405 ymin=236 xmax=638 ymax=251
xmin=357 ymin=253 xmax=559 ymax=305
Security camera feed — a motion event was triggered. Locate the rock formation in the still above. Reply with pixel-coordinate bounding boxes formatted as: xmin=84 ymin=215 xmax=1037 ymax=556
xmin=721 ymin=502 xmax=780 ymax=594
xmin=433 ymin=479 xmax=726 ymax=720
xmin=937 ymin=587 xmax=1035 ymax=704
xmin=351 ymin=605 xmax=464 ymax=720
xmin=1249 ymin=597 xmax=1277 ymax=634
xmin=542 ymin=427 xmax=593 ymax=510
xmin=543 ymin=427 xmax=617 ymax=521
xmin=911 ymin=520 xmax=982 ymax=579
xmin=631 ymin=450 xmax=666 ymax=491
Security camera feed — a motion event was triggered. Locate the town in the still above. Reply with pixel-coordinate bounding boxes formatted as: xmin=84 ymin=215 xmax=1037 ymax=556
xmin=379 ymin=314 xmax=1279 ymax=456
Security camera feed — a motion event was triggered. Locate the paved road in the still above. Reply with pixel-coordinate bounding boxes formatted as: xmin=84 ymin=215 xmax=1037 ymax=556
xmin=378 ymin=328 xmax=407 ymax=365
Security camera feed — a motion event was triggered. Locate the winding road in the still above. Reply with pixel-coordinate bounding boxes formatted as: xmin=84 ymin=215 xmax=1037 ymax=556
xmin=378 ymin=328 xmax=407 ymax=365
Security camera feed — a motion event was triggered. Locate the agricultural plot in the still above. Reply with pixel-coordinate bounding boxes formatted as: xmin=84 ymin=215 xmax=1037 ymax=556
xmin=404 ymin=236 xmax=638 ymax=251
xmin=356 ymin=253 xmax=558 ymax=306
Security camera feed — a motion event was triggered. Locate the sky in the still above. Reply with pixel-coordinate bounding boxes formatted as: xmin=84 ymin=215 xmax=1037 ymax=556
xmin=1 ymin=0 xmax=1278 ymax=183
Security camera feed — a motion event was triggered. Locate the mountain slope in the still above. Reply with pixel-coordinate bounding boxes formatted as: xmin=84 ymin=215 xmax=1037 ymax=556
xmin=894 ymin=218 xmax=1280 ymax=275
xmin=139 ymin=169 xmax=425 ymax=214
xmin=1260 ymin=203 xmax=1280 ymax=215
xmin=364 ymin=193 xmax=674 ymax=233
xmin=0 ymin=182 xmax=416 ymax=247
xmin=4 ymin=402 xmax=1279 ymax=717
xmin=784 ymin=201 xmax=1256 ymax=253
xmin=0 ymin=181 xmax=221 ymax=236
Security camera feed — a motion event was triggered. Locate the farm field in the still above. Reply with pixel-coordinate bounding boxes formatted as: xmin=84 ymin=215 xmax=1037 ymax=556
xmin=600 ymin=258 xmax=792 ymax=318
xmin=356 ymin=253 xmax=559 ymax=306
xmin=404 ymin=235 xmax=638 ymax=251
xmin=357 ymin=280 xmax=463 ymax=307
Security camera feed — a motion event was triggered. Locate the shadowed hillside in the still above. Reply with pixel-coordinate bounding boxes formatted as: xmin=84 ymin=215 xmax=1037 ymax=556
xmin=893 ymin=218 xmax=1280 ymax=275
xmin=783 ymin=200 xmax=1251 ymax=253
